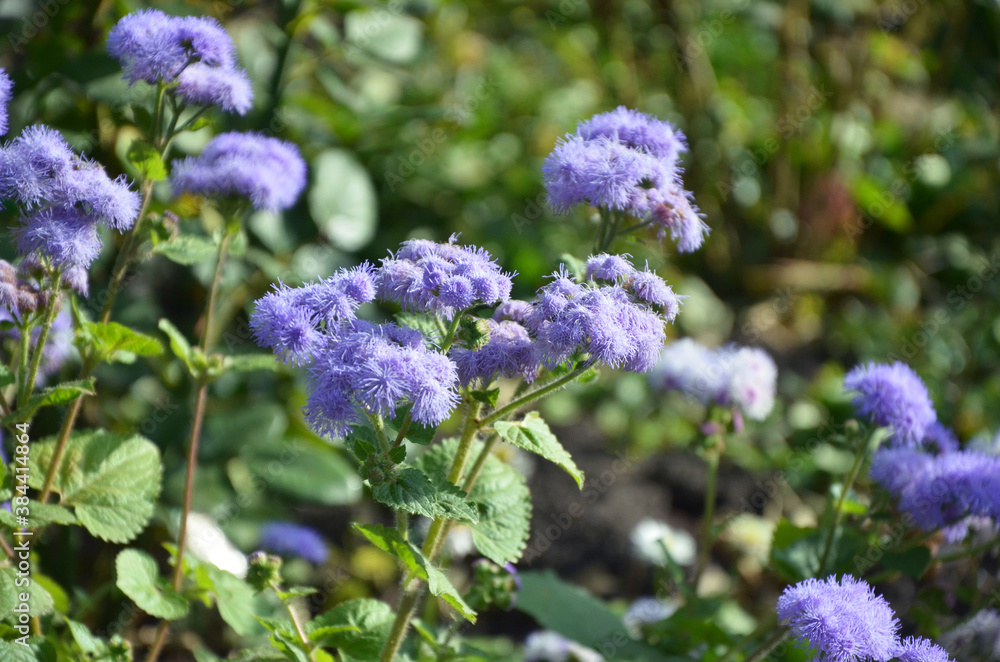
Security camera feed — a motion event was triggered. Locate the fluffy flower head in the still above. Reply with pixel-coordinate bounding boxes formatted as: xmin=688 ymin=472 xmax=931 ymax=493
xmin=259 ymin=521 xmax=329 ymax=565
xmin=844 ymin=362 xmax=937 ymax=447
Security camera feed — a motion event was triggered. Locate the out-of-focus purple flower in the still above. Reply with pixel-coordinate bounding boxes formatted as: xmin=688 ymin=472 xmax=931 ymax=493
xmin=844 ymin=362 xmax=937 ymax=448
xmin=776 ymin=575 xmax=900 ymax=662
xmin=543 ymin=106 xmax=707 ymax=252
xmin=107 ymin=10 xmax=252 ymax=115
xmin=870 ymin=448 xmax=1000 ymax=540
xmin=377 ymin=238 xmax=514 ymax=320
xmin=171 ymin=132 xmax=307 ymax=211
xmin=650 ymin=339 xmax=778 ymax=421
xmin=259 ymin=521 xmax=329 ymax=565
xmin=895 ymin=637 xmax=956 ymax=662
xmin=941 ymin=609 xmax=1000 ymax=660
xmin=0 ymin=68 xmax=12 ymax=137
xmin=304 ymin=321 xmax=460 ymax=438
xmin=923 ymin=421 xmax=960 ymax=454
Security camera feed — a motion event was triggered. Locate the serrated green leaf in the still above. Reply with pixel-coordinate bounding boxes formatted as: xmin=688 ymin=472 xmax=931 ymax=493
xmin=494 ymin=412 xmax=584 ymax=488
xmin=77 ymin=320 xmax=163 ymax=365
xmin=415 ymin=439 xmax=531 ymax=565
xmin=127 ymin=139 xmax=167 ymax=181
xmin=222 ymin=353 xmax=279 ymax=373
xmin=66 ymin=618 xmax=109 ymax=656
xmin=29 ymin=431 xmax=162 ymax=543
xmin=0 ymin=638 xmax=56 ymax=662
xmin=371 ymin=467 xmax=479 ymax=523
xmin=309 ymin=599 xmax=393 ymax=661
xmin=8 ymin=379 xmax=96 ymax=424
xmin=352 ymin=524 xmax=476 ymax=622
xmin=387 ymin=446 xmax=407 ymax=464
xmin=0 ymin=501 xmax=76 ymax=529
xmin=153 ymin=234 xmax=218 ymax=266
xmin=158 ymin=318 xmax=194 ymax=367
xmin=115 ymin=549 xmax=189 ymax=620
xmin=470 ymin=388 xmax=500 ymax=409
xmin=0 ymin=566 xmax=54 ymax=618
xmin=197 ymin=561 xmax=258 ymax=635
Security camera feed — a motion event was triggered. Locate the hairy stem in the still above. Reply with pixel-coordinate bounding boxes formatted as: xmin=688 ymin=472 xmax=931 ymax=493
xmin=20 ymin=273 xmax=63 ymax=404
xmin=479 ymin=365 xmax=589 ymax=428
xmin=284 ymin=598 xmax=317 ymax=662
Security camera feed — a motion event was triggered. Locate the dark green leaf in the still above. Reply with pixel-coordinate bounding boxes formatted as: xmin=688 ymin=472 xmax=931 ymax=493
xmin=371 ymin=467 xmax=479 ymax=522
xmin=494 ymin=412 xmax=584 ymax=488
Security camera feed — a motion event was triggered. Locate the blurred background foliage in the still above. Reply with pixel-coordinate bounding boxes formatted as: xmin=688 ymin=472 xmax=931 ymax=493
xmin=2 ymin=0 xmax=1000 ymax=657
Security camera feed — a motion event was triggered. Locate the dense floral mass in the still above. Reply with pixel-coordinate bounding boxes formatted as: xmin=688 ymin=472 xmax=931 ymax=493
xmin=844 ymin=361 xmax=937 ymax=447
xmin=171 ymin=132 xmax=308 ymax=211
xmin=543 ymin=106 xmax=708 ymax=252
xmin=107 ymin=9 xmax=253 ymax=114
xmin=650 ymin=338 xmax=778 ymax=420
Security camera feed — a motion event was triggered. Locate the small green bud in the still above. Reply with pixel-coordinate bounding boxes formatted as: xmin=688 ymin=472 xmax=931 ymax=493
xmin=246 ymin=550 xmax=283 ymax=593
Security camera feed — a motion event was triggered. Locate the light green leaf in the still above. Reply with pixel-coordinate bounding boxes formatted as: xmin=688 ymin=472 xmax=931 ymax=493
xmin=196 ymin=562 xmax=258 ymax=636
xmin=222 ymin=353 xmax=279 ymax=373
xmin=153 ymin=235 xmax=218 ymax=266
xmin=415 ymin=439 xmax=531 ymax=565
xmin=353 ymin=524 xmax=476 ymax=622
xmin=0 ymin=566 xmax=54 ymax=618
xmin=371 ymin=467 xmax=479 ymax=523
xmin=0 ymin=363 xmax=14 ymax=389
xmin=77 ymin=320 xmax=163 ymax=365
xmin=242 ymin=437 xmax=362 ymax=506
xmin=0 ymin=501 xmax=76 ymax=529
xmin=344 ymin=11 xmax=424 ymax=64
xmin=29 ymin=431 xmax=162 ymax=543
xmin=309 ymin=149 xmax=377 ymax=251
xmin=66 ymin=618 xmax=109 ymax=656
xmin=8 ymin=379 xmax=96 ymax=424
xmin=115 ymin=549 xmax=189 ymax=620
xmin=126 ymin=139 xmax=167 ymax=181
xmin=494 ymin=412 xmax=584 ymax=488
xmin=309 ymin=599 xmax=393 ymax=662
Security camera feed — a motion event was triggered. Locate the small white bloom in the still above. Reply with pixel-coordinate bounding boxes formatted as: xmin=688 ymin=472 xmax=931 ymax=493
xmin=524 ymin=631 xmax=604 ymax=662
xmin=623 ymin=597 xmax=679 ymax=633
xmin=179 ymin=512 xmax=248 ymax=578
xmin=629 ymin=518 xmax=696 ymax=567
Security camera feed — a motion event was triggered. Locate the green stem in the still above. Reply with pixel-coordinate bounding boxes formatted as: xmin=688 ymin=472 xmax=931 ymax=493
xmin=396 ymin=511 xmax=409 ymax=541
xmin=20 ymin=274 xmax=62 ymax=404
xmin=392 ymin=413 xmax=412 ymax=448
xmin=439 ymin=313 xmax=463 ymax=352
xmin=373 ymin=414 xmax=390 ymax=453
xmin=816 ymin=431 xmax=871 ymax=576
xmin=379 ymin=586 xmax=423 ymax=662
xmin=283 ymin=597 xmax=317 ymax=662
xmin=595 ymin=207 xmax=611 ymax=253
xmin=16 ymin=318 xmax=30 ymax=405
xmin=479 ymin=365 xmax=589 ymax=429
xmin=461 ymin=434 xmax=498 ymax=493
xmin=145 ymin=232 xmax=233 ymax=662
xmin=692 ymin=442 xmax=721 ymax=587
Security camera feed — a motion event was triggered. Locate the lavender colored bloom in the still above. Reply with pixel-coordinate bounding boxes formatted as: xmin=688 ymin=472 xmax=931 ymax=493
xmin=776 ymin=575 xmax=900 ymax=662
xmin=259 ymin=521 xmax=329 ymax=565
xmin=377 ymin=238 xmax=514 ymax=319
xmin=895 ymin=637 xmax=955 ymax=662
xmin=171 ymin=132 xmax=307 ymax=211
xmin=0 ymin=68 xmax=12 ymax=137
xmin=493 ymin=300 xmax=533 ymax=324
xmin=304 ymin=321 xmax=460 ymax=438
xmin=585 ymin=253 xmax=635 ymax=281
xmin=844 ymin=362 xmax=937 ymax=447
xmin=451 ymin=319 xmax=539 ymax=385
xmin=13 ymin=207 xmax=102 ymax=272
xmin=923 ymin=421 xmax=960 ymax=454
xmin=107 ymin=10 xmax=252 ymax=115
xmin=543 ymin=107 xmax=707 ymax=252
xmin=650 ymin=339 xmax=778 ymax=420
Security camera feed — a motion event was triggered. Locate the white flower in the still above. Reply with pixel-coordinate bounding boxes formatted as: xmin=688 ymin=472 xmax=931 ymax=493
xmin=720 ymin=346 xmax=777 ymax=421
xmin=524 ymin=631 xmax=604 ymax=662
xmin=629 ymin=518 xmax=696 ymax=567
xmin=179 ymin=512 xmax=248 ymax=578
xmin=623 ymin=597 xmax=679 ymax=633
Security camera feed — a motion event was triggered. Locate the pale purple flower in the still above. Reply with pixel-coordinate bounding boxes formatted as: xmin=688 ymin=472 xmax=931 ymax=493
xmin=0 ymin=68 xmax=12 ymax=137
xmin=451 ymin=319 xmax=539 ymax=385
xmin=171 ymin=132 xmax=307 ymax=211
xmin=175 ymin=63 xmax=253 ymax=115
xmin=776 ymin=575 xmax=900 ymax=662
xmin=13 ymin=207 xmax=102 ymax=273
xmin=844 ymin=362 xmax=937 ymax=447
xmin=259 ymin=521 xmax=329 ymax=565
xmin=895 ymin=637 xmax=955 ymax=662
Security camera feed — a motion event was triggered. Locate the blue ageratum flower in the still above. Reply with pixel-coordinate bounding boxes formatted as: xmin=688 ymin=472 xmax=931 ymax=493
xmin=107 ymin=9 xmax=253 ymax=115
xmin=896 ymin=637 xmax=956 ymax=662
xmin=259 ymin=521 xmax=329 ymax=565
xmin=0 ymin=68 xmax=11 ymax=137
xmin=0 ymin=125 xmax=140 ymax=291
xmin=777 ymin=575 xmax=900 ymax=662
xmin=171 ymin=132 xmax=307 ymax=212
xmin=542 ymin=106 xmax=708 ymax=253
xmin=843 ymin=361 xmax=937 ymax=448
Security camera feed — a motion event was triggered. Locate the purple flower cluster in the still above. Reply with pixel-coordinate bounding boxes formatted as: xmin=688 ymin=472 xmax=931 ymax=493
xmin=171 ymin=132 xmax=307 ymax=212
xmin=844 ymin=362 xmax=937 ymax=448
xmin=649 ymin=338 xmax=778 ymax=421
xmin=377 ymin=238 xmax=514 ymax=320
xmin=0 ymin=126 xmax=140 ymax=290
xmin=107 ymin=10 xmax=252 ymax=114
xmin=259 ymin=521 xmax=329 ymax=565
xmin=305 ymin=321 xmax=459 ymax=437
xmin=453 ymin=255 xmax=681 ymax=384
xmin=543 ymin=107 xmax=708 ymax=252
xmin=0 ymin=68 xmax=12 ymax=137
xmin=870 ymin=447 xmax=1000 ymax=542
xmin=777 ymin=575 xmax=953 ymax=662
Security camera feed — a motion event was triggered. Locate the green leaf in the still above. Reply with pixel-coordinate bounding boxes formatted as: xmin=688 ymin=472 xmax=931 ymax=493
xmin=415 ymin=439 xmax=531 ymax=565
xmin=153 ymin=234 xmax=218 ymax=266
xmin=242 ymin=437 xmax=362 ymax=506
xmin=65 ymin=618 xmax=109 ymax=656
xmin=470 ymin=388 xmax=500 ymax=409
xmin=309 ymin=149 xmax=377 ymax=251
xmin=78 ymin=320 xmax=163 ymax=365
xmin=222 ymin=353 xmax=279 ymax=373
xmin=126 ymin=139 xmax=167 ymax=181
xmin=309 ymin=599 xmax=394 ymax=662
xmin=196 ymin=561 xmax=258 ymax=635
xmin=494 ymin=412 xmax=584 ymax=488
xmin=158 ymin=318 xmax=198 ymax=375
xmin=0 ymin=501 xmax=76 ymax=529
xmin=352 ymin=524 xmax=476 ymax=622
xmin=30 ymin=430 xmax=162 ymax=543
xmin=229 ymin=648 xmax=289 ymax=661
xmin=517 ymin=571 xmax=672 ymax=661
xmin=0 ymin=363 xmax=14 ymax=389
xmin=769 ymin=519 xmax=823 ymax=582
xmin=371 ymin=467 xmax=479 ymax=523
xmin=115 ymin=549 xmax=189 ymax=620
xmin=396 ymin=312 xmax=442 ymax=345
xmin=0 ymin=566 xmax=54 ymax=618
xmin=0 ymin=638 xmax=57 ymax=662
xmin=8 ymin=379 xmax=96 ymax=424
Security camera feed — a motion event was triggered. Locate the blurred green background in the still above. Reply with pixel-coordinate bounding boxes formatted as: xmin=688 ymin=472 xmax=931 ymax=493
xmin=2 ymin=0 xmax=999 ymax=655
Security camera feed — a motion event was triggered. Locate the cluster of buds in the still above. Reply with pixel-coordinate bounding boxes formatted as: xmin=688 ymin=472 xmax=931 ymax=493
xmin=0 ymin=258 xmax=51 ymax=318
